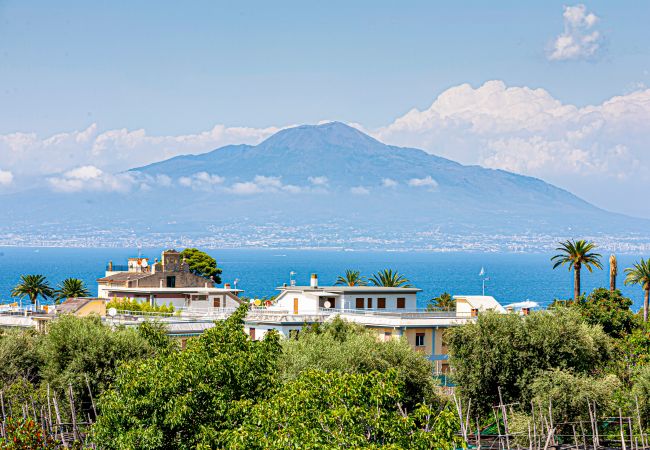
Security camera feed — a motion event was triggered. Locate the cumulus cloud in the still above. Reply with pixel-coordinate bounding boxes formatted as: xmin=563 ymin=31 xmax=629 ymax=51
xmin=228 ymin=175 xmax=302 ymax=195
xmin=350 ymin=186 xmax=370 ymax=195
xmin=47 ymin=165 xmax=135 ymax=193
xmin=178 ymin=172 xmax=225 ymax=190
xmin=382 ymin=178 xmax=398 ymax=188
xmin=0 ymin=123 xmax=281 ymax=178
xmin=0 ymin=169 xmax=14 ymax=186
xmin=408 ymin=176 xmax=438 ymax=189
xmin=373 ymin=80 xmax=650 ymax=216
xmin=308 ymin=176 xmax=329 ymax=186
xmin=548 ymin=4 xmax=602 ymax=61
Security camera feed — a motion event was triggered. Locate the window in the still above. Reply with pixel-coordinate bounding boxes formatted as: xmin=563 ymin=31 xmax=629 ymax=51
xmin=384 ymin=331 xmax=392 ymax=341
xmin=249 ymin=328 xmax=256 ymax=340
xmin=367 ymin=298 xmax=373 ymax=308
xmin=377 ymin=298 xmax=386 ymax=309
xmin=415 ymin=332 xmax=425 ymax=347
xmin=355 ymin=298 xmax=364 ymax=309
xmin=213 ymin=297 xmax=221 ymax=308
xmin=396 ymin=297 xmax=405 ymax=309
xmin=166 ymin=276 xmax=176 ymax=288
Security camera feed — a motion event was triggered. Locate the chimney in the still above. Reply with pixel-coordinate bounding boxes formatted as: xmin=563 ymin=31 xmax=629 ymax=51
xmin=310 ymin=273 xmax=318 ymax=288
xmin=522 ymin=307 xmax=530 ymax=316
xmin=160 ymin=279 xmax=164 ymax=288
xmin=108 ymin=261 xmax=113 ymax=271
xmin=224 ymin=283 xmax=231 ymax=289
xmin=471 ymin=308 xmax=479 ymax=317
xmin=506 ymin=306 xmax=513 ymax=313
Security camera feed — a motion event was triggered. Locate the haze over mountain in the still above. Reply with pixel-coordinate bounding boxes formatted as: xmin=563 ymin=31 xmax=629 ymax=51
xmin=1 ymin=122 xmax=648 ymax=250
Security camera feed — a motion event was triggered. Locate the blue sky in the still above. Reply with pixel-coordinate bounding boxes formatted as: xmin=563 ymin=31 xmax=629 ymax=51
xmin=1 ymin=1 xmax=650 ymax=217
xmin=1 ymin=0 xmax=648 ymax=134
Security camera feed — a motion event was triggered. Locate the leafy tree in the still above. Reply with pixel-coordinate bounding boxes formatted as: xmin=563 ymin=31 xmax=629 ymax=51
xmin=10 ymin=274 xmax=54 ymax=310
xmin=39 ymin=315 xmax=154 ymax=415
xmin=632 ymin=365 xmax=650 ymax=427
xmin=180 ymin=248 xmax=222 ymax=284
xmin=427 ymin=292 xmax=455 ymax=311
xmin=369 ymin=269 xmax=412 ymax=287
xmin=223 ymin=370 xmax=463 ymax=449
xmin=93 ymin=305 xmax=281 ymax=449
xmin=334 ymin=269 xmax=367 ymax=286
xmin=279 ymin=317 xmax=438 ymax=410
xmin=550 ymin=288 xmax=636 ymax=338
xmin=0 ymin=328 xmax=42 ymax=383
xmin=106 ymin=297 xmax=175 ymax=314
xmin=625 ymin=258 xmax=650 ymax=322
xmin=551 ymin=239 xmax=602 ymax=301
xmin=137 ymin=320 xmax=179 ymax=354
xmin=54 ymin=277 xmax=90 ymax=303
xmin=529 ymin=369 xmax=621 ymax=424
xmin=447 ymin=309 xmax=611 ymax=416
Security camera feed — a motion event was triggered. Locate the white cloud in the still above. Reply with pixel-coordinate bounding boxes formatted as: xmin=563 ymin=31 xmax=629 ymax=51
xmin=0 ymin=169 xmax=14 ymax=186
xmin=382 ymin=178 xmax=398 ymax=188
xmin=230 ymin=181 xmax=262 ymax=195
xmin=178 ymin=172 xmax=225 ymax=190
xmin=350 ymin=186 xmax=370 ymax=195
xmin=374 ymin=80 xmax=650 ymax=216
xmin=408 ymin=176 xmax=438 ymax=189
xmin=228 ymin=175 xmax=303 ymax=195
xmin=0 ymin=123 xmax=281 ymax=178
xmin=548 ymin=4 xmax=602 ymax=61
xmin=308 ymin=176 xmax=329 ymax=186
xmin=47 ymin=165 xmax=135 ymax=193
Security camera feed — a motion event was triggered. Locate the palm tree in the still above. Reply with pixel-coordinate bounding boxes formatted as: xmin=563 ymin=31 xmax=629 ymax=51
xmin=369 ymin=269 xmax=412 ymax=288
xmin=624 ymin=258 xmax=650 ymax=322
xmin=427 ymin=292 xmax=455 ymax=311
xmin=609 ymin=254 xmax=618 ymax=292
xmin=334 ymin=270 xmax=367 ymax=286
xmin=551 ymin=239 xmax=602 ymax=301
xmin=55 ymin=278 xmax=91 ymax=303
xmin=11 ymin=274 xmax=54 ymax=310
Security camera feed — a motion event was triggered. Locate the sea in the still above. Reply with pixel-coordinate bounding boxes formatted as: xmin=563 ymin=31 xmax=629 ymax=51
xmin=0 ymin=247 xmax=646 ymax=311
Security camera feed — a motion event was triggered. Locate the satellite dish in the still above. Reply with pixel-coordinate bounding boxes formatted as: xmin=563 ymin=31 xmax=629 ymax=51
xmin=324 ymin=301 xmax=332 ymax=309
xmin=108 ymin=307 xmax=117 ymax=317
xmin=141 ymin=259 xmax=148 ymax=268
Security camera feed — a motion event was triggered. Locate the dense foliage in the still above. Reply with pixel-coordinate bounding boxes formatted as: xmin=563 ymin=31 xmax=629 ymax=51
xmin=279 ymin=317 xmax=438 ymax=410
xmin=180 ymin=247 xmax=222 ymax=284
xmin=447 ymin=309 xmax=611 ymax=415
xmin=106 ymin=296 xmax=175 ymax=313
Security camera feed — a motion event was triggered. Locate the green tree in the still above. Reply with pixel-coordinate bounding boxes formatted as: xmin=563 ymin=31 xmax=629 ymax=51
xmin=93 ymin=305 xmax=281 ymax=449
xmin=279 ymin=317 xmax=438 ymax=410
xmin=54 ymin=277 xmax=91 ymax=303
xmin=427 ymin=292 xmax=455 ymax=311
xmin=39 ymin=315 xmax=154 ymax=416
xmin=180 ymin=248 xmax=222 ymax=284
xmin=0 ymin=328 xmax=42 ymax=383
xmin=447 ymin=309 xmax=611 ymax=416
xmin=632 ymin=365 xmax=650 ymax=427
xmin=369 ymin=269 xmax=412 ymax=287
xmin=10 ymin=274 xmax=54 ymax=310
xmin=334 ymin=269 xmax=367 ymax=286
xmin=624 ymin=258 xmax=650 ymax=322
xmin=550 ymin=288 xmax=636 ymax=338
xmin=552 ymin=239 xmax=603 ymax=301
xmin=223 ymin=370 xmax=463 ymax=449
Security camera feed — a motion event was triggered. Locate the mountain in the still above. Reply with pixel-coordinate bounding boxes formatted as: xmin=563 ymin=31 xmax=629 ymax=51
xmin=1 ymin=122 xmax=648 ymax=250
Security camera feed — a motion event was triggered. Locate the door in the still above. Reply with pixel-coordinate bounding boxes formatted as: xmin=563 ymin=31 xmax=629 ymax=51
xmin=293 ymin=298 xmax=299 ymax=314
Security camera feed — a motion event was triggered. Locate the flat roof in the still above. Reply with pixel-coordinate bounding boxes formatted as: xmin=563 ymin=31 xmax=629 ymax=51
xmin=105 ymin=287 xmax=243 ymax=294
xmin=277 ymin=285 xmax=421 ymax=293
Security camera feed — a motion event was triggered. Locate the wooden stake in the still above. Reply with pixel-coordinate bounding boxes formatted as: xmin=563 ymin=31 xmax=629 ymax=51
xmin=52 ymin=391 xmax=68 ymax=448
xmin=85 ymin=374 xmax=97 ymax=421
xmin=68 ymin=383 xmax=79 ymax=442
xmin=498 ymin=387 xmax=511 ymax=450
xmin=620 ymin=409 xmax=628 ymax=450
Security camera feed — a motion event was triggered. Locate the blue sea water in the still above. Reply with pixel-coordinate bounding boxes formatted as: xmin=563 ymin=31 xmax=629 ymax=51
xmin=0 ymin=247 xmax=646 ymax=312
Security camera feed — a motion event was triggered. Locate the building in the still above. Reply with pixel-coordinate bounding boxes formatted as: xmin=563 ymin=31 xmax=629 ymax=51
xmin=241 ymin=274 xmax=507 ymax=373
xmin=97 ymin=249 xmax=215 ymax=298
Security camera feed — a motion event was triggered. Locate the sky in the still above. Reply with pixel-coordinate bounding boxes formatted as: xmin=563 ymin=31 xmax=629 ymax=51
xmin=0 ymin=1 xmax=649 ymax=217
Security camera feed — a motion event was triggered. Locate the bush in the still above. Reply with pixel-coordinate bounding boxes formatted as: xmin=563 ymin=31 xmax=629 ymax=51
xmin=106 ymin=297 xmax=175 ymax=314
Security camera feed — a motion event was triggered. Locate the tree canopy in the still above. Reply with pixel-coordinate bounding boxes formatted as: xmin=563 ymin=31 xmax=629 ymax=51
xmin=180 ymin=247 xmax=222 ymax=284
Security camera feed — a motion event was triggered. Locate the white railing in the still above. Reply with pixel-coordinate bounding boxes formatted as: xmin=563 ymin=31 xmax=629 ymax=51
xmin=319 ymin=307 xmax=467 ymax=318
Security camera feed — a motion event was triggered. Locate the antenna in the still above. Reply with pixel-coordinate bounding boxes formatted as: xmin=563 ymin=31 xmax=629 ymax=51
xmin=479 ymin=267 xmax=490 ymax=296
xmin=290 ymin=271 xmax=296 ymax=287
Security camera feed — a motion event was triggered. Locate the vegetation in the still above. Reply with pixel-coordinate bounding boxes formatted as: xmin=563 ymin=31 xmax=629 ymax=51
xmin=447 ymin=309 xmax=611 ymax=416
xmin=427 ymin=292 xmax=455 ymax=310
xmin=551 ymin=239 xmax=602 ymax=301
xmin=370 ymin=268 xmax=412 ymax=287
xmin=334 ymin=269 xmax=367 ymax=286
xmin=625 ymin=258 xmax=650 ymax=322
xmin=54 ymin=277 xmax=90 ymax=303
xmin=10 ymin=274 xmax=54 ymax=309
xmin=279 ymin=317 xmax=438 ymax=410
xmin=106 ymin=297 xmax=175 ymax=314
xmin=180 ymin=247 xmax=222 ymax=283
